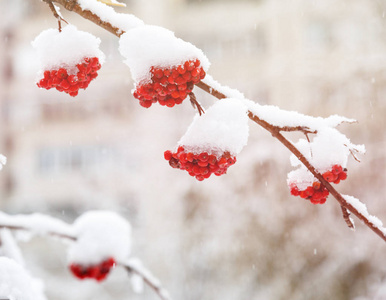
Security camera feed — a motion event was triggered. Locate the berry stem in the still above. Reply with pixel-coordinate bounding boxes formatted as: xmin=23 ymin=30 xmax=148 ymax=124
xmin=189 ymin=92 xmax=205 ymax=116
xmin=43 ymin=0 xmax=68 ymax=32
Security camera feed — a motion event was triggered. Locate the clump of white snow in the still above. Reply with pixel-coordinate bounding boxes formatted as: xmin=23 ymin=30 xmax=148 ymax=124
xmin=77 ymin=0 xmax=144 ymax=32
xmin=119 ymin=25 xmax=210 ymax=84
xmin=68 ymin=211 xmax=131 ymax=265
xmin=32 ymin=25 xmax=105 ymax=73
xmin=0 ymin=154 xmax=6 ymax=171
xmin=287 ymin=168 xmax=317 ymax=191
xmin=0 ymin=229 xmax=25 ymax=266
xmin=290 ymin=127 xmax=365 ymax=173
xmin=178 ymin=98 xmax=249 ymax=156
xmin=287 ymin=127 xmax=365 ymax=190
xmin=0 ymin=257 xmax=47 ymax=300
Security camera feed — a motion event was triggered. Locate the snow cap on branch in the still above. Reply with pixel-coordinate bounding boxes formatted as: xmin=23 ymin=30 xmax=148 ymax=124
xmin=0 ymin=257 xmax=47 ymax=300
xmin=178 ymin=98 xmax=249 ymax=156
xmin=118 ymin=25 xmax=210 ymax=84
xmin=78 ymin=0 xmax=144 ymax=32
xmin=0 ymin=212 xmax=74 ymax=238
xmin=68 ymin=210 xmax=131 ymax=265
xmin=32 ymin=25 xmax=105 ymax=72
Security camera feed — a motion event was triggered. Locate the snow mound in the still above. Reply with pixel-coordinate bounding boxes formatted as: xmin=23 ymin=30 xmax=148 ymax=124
xmin=32 ymin=25 xmax=105 ymax=72
xmin=178 ymin=98 xmax=249 ymax=156
xmin=68 ymin=210 xmax=131 ymax=265
xmin=119 ymin=25 xmax=210 ymax=84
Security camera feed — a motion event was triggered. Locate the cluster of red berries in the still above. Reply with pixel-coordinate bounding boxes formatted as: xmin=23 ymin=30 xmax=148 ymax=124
xmin=164 ymin=146 xmax=236 ymax=181
xmin=69 ymin=257 xmax=115 ymax=281
xmin=133 ymin=59 xmax=206 ymax=108
xmin=289 ymin=165 xmax=348 ymax=205
xmin=37 ymin=57 xmax=101 ymax=97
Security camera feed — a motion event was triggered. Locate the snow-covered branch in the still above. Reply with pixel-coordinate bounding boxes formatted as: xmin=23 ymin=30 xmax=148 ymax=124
xmin=0 ymin=211 xmax=171 ymax=300
xmin=38 ymin=0 xmax=386 ymax=243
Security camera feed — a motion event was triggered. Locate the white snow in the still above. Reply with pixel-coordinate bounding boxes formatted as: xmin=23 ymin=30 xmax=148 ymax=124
xmin=119 ymin=25 xmax=210 ymax=84
xmin=0 ymin=229 xmax=25 ymax=266
xmin=287 ymin=168 xmax=317 ymax=191
xmin=67 ymin=210 xmax=131 ymax=265
xmin=344 ymin=195 xmax=386 ymax=236
xmin=178 ymin=98 xmax=249 ymax=156
xmin=32 ymin=25 xmax=105 ymax=73
xmin=0 ymin=154 xmax=6 ymax=171
xmin=290 ymin=127 xmax=365 ymax=173
xmin=124 ymin=257 xmax=171 ymax=300
xmin=0 ymin=212 xmax=74 ymax=238
xmin=0 ymin=257 xmax=47 ymax=300
xmin=77 ymin=0 xmax=144 ymax=32
xmin=203 ymin=75 xmax=356 ymax=132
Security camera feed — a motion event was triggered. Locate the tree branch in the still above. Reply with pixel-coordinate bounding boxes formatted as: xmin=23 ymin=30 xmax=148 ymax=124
xmin=42 ymin=0 xmax=386 ymax=243
xmin=0 ymin=221 xmax=170 ymax=300
xmin=50 ymin=0 xmax=123 ymax=37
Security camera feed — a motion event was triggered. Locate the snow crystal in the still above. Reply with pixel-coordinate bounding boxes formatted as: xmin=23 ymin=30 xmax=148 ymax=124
xmin=344 ymin=195 xmax=386 ymax=236
xmin=0 ymin=154 xmax=6 ymax=171
xmin=178 ymin=98 xmax=249 ymax=156
xmin=0 ymin=212 xmax=74 ymax=238
xmin=77 ymin=0 xmax=144 ymax=32
xmin=0 ymin=257 xmax=47 ymax=300
xmin=119 ymin=25 xmax=210 ymax=83
xmin=68 ymin=211 xmax=131 ymax=265
xmin=32 ymin=25 xmax=105 ymax=72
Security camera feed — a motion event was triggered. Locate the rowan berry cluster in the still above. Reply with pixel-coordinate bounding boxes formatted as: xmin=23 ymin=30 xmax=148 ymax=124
xmin=164 ymin=146 xmax=236 ymax=181
xmin=37 ymin=57 xmax=101 ymax=97
xmin=133 ymin=59 xmax=206 ymax=108
xmin=289 ymin=165 xmax=347 ymax=205
xmin=69 ymin=257 xmax=115 ymax=281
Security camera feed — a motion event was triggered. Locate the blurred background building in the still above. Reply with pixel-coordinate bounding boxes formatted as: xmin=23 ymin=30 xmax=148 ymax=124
xmin=1 ymin=0 xmax=386 ymax=300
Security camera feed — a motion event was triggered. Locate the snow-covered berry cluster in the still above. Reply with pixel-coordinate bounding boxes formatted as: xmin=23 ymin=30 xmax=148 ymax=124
xmin=133 ymin=59 xmax=206 ymax=108
xmin=37 ymin=57 xmax=101 ymax=97
xmin=32 ymin=25 xmax=105 ymax=97
xmin=289 ymin=165 xmax=347 ymax=205
xmin=164 ymin=146 xmax=236 ymax=181
xmin=69 ymin=257 xmax=115 ymax=281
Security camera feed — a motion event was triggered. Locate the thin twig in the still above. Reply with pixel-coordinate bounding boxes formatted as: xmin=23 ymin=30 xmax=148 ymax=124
xmin=341 ymin=205 xmax=355 ymax=229
xmin=189 ymin=92 xmax=205 ymax=116
xmin=43 ymin=0 xmax=68 ymax=32
xmin=0 ymin=224 xmax=76 ymax=241
xmin=52 ymin=0 xmax=123 ymax=37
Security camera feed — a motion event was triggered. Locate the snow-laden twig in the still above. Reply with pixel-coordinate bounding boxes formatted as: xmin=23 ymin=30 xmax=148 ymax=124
xmin=0 ymin=211 xmax=172 ymax=300
xmin=123 ymin=258 xmax=172 ymax=300
xmin=43 ymin=0 xmax=386 ymax=243
xmin=0 ymin=212 xmax=75 ymax=240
